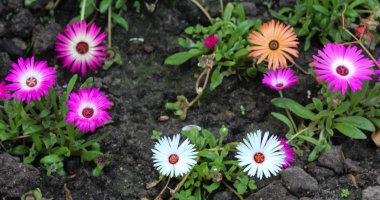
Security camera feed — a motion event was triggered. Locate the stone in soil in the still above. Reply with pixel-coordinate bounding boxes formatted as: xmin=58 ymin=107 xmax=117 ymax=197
xmin=306 ymin=163 xmax=335 ymax=182
xmin=0 ymin=52 xmax=12 ymax=78
xmin=11 ymin=9 xmax=36 ymax=37
xmin=362 ymin=186 xmax=380 ymax=200
xmin=212 ymin=190 xmax=234 ymax=200
xmin=0 ymin=153 xmax=41 ymax=197
xmin=4 ymin=0 xmax=23 ymax=10
xmin=344 ymin=158 xmax=363 ymax=173
xmin=281 ymin=166 xmax=318 ymax=197
xmin=32 ymin=22 xmax=61 ymax=54
xmin=317 ymin=145 xmax=345 ymax=174
xmin=246 ymin=181 xmax=297 ymax=200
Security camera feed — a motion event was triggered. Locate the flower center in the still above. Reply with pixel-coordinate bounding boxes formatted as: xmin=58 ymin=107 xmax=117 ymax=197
xmin=336 ymin=65 xmax=349 ymax=76
xmin=275 ymin=83 xmax=284 ymax=88
xmin=269 ymin=40 xmax=279 ymax=50
xmin=76 ymin=41 xmax=90 ymax=55
xmin=82 ymin=107 xmax=94 ymax=119
xmin=168 ymin=154 xmax=179 ymax=164
xmin=26 ymin=77 xmax=38 ymax=88
xmin=253 ymin=152 xmax=265 ymax=164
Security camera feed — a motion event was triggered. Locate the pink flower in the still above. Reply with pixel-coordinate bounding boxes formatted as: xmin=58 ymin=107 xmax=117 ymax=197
xmin=312 ymin=43 xmax=374 ymax=95
xmin=66 ymin=87 xmax=112 ymax=133
xmin=0 ymin=82 xmax=11 ymax=99
xmin=204 ymin=34 xmax=218 ymax=48
xmin=262 ymin=68 xmax=298 ymax=91
xmin=280 ymin=138 xmax=294 ymax=169
xmin=355 ymin=25 xmax=367 ymax=37
xmin=56 ymin=20 xmax=108 ymax=76
xmin=5 ymin=57 xmax=56 ymax=103
xmin=376 ymin=59 xmax=380 ymax=81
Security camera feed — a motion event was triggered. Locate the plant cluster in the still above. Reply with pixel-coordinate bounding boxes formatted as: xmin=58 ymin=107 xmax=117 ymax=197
xmin=148 ymin=126 xmax=294 ymax=200
xmin=0 ymin=7 xmax=115 ymax=175
xmin=268 ymin=0 xmax=380 ymax=50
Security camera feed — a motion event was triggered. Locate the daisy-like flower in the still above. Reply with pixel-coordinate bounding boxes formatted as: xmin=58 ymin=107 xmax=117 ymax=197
xmin=152 ymin=134 xmax=198 ymax=177
xmin=5 ymin=57 xmax=56 ymax=103
xmin=236 ymin=130 xmax=285 ymax=179
xmin=262 ymin=68 xmax=298 ymax=91
xmin=248 ymin=20 xmax=299 ymax=70
xmin=0 ymin=82 xmax=11 ymax=99
xmin=66 ymin=87 xmax=112 ymax=133
xmin=312 ymin=43 xmax=374 ymax=95
xmin=279 ymin=138 xmax=294 ymax=169
xmin=56 ymin=20 xmax=107 ymax=76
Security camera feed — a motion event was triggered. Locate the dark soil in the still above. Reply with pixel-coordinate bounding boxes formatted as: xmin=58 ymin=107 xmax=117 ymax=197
xmin=0 ymin=0 xmax=379 ymax=199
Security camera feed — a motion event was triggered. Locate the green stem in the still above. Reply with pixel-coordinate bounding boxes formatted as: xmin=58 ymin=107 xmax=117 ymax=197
xmin=80 ymin=0 xmax=87 ymax=21
xmin=155 ymin=177 xmax=170 ymax=200
xmin=220 ymin=0 xmax=224 ymax=17
xmin=278 ymin=91 xmax=298 ymax=132
xmin=108 ymin=4 xmax=112 ymax=48
xmin=286 ymin=128 xmax=309 ymax=143
xmin=190 ymin=0 xmax=213 ymax=24
xmin=222 ymin=180 xmax=243 ymax=200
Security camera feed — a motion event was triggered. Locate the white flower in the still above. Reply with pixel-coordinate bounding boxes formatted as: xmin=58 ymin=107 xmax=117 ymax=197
xmin=236 ymin=130 xmax=286 ymax=179
xmin=152 ymin=134 xmax=198 ymax=177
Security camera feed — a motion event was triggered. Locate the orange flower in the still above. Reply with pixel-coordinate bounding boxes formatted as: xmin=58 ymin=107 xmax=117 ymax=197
xmin=248 ymin=20 xmax=299 ymax=70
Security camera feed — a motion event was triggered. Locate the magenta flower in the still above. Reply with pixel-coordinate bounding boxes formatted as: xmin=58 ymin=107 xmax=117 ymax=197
xmin=0 ymin=82 xmax=11 ymax=99
xmin=56 ymin=20 xmax=108 ymax=76
xmin=204 ymin=34 xmax=218 ymax=48
xmin=280 ymin=138 xmax=294 ymax=169
xmin=5 ymin=57 xmax=56 ymax=103
xmin=66 ymin=87 xmax=112 ymax=133
xmin=262 ymin=68 xmax=298 ymax=91
xmin=312 ymin=43 xmax=374 ymax=95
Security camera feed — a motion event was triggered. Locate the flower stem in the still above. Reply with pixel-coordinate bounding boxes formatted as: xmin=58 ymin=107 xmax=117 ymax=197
xmin=286 ymin=128 xmax=309 ymax=143
xmin=155 ymin=177 xmax=170 ymax=200
xmin=188 ymin=68 xmax=211 ymax=107
xmin=190 ymin=0 xmax=213 ymax=24
xmin=107 ymin=5 xmax=112 ymax=48
xmin=169 ymin=171 xmax=192 ymax=200
xmin=290 ymin=60 xmax=310 ymax=74
xmin=80 ymin=0 xmax=87 ymax=21
xmin=220 ymin=0 xmax=224 ymax=17
xmin=222 ymin=180 xmax=243 ymax=200
xmin=278 ymin=91 xmax=298 ymax=133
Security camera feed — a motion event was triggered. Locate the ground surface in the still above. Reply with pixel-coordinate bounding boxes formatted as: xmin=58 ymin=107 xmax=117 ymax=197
xmin=0 ymin=0 xmax=379 ymax=199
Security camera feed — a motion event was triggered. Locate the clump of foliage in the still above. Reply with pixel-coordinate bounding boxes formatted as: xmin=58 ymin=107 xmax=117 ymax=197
xmin=268 ymin=0 xmax=380 ymax=50
xmin=0 ymin=75 xmax=110 ymax=176
xmin=341 ymin=188 xmax=350 ymax=198
xmin=165 ymin=3 xmax=263 ymax=120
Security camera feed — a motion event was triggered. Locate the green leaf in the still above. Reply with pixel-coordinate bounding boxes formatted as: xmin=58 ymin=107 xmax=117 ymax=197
xmin=115 ymin=0 xmax=125 ymax=9
xmin=164 ymin=49 xmax=204 ymax=65
xmin=31 ymin=134 xmax=42 ymax=151
xmin=201 ymin=130 xmax=217 ymax=148
xmin=334 ymin=116 xmax=375 ymax=132
xmin=81 ymin=150 xmax=103 ymax=161
xmin=40 ymin=154 xmax=63 ymax=164
xmin=203 ymin=182 xmax=220 ymax=193
xmin=333 ymin=123 xmax=367 ymax=139
xmin=223 ymin=3 xmax=234 ymax=21
xmin=312 ymin=98 xmax=323 ymax=111
xmin=271 ymin=112 xmax=294 ymax=133
xmin=271 ymin=98 xmax=316 ymax=120
xmin=313 ymin=5 xmax=330 ymax=15
xmin=334 ymin=102 xmax=350 ymax=115
xmin=67 ymin=74 xmax=78 ymax=98
xmin=248 ymin=180 xmax=257 ymax=190
xmin=112 ymin=12 xmax=129 ymax=32
xmin=52 ymin=146 xmax=71 ymax=156
xmin=99 ymin=0 xmax=112 ymax=13
xmin=24 ymin=125 xmax=44 ymax=135
xmin=39 ymin=109 xmax=51 ymax=118
xmin=80 ymin=77 xmax=94 ymax=89
xmin=11 ymin=145 xmax=29 ymax=155
xmin=198 ymin=149 xmax=217 ymax=160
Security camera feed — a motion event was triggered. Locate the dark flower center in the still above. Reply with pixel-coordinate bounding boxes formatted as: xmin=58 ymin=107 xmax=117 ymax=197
xmin=336 ymin=65 xmax=349 ymax=76
xmin=168 ymin=154 xmax=179 ymax=164
xmin=275 ymin=83 xmax=284 ymax=88
xmin=76 ymin=41 xmax=90 ymax=55
xmin=26 ymin=77 xmax=38 ymax=88
xmin=253 ymin=152 xmax=265 ymax=164
xmin=269 ymin=40 xmax=279 ymax=50
xmin=82 ymin=107 xmax=94 ymax=118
